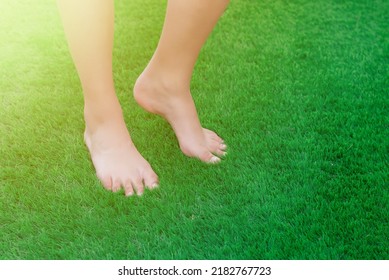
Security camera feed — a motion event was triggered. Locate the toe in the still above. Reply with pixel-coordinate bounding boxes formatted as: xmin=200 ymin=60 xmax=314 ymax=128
xmin=143 ymin=170 xmax=159 ymax=190
xmin=98 ymin=174 xmax=112 ymax=190
xmin=203 ymin=128 xmax=223 ymax=143
xmin=198 ymin=149 xmax=221 ymax=164
xmin=124 ymin=180 xmax=134 ymax=197
xmin=111 ymin=178 xmax=121 ymax=193
xmin=208 ymin=139 xmax=221 ymax=151
xmin=209 ymin=156 xmax=221 ymax=164
xmin=214 ymin=149 xmax=227 ymax=157
xmin=132 ymin=177 xmax=145 ymax=196
xmin=207 ymin=138 xmax=226 ymax=156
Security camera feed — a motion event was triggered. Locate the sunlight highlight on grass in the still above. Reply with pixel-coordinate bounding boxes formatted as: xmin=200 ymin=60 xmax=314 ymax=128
xmin=1 ymin=0 xmax=388 ymax=260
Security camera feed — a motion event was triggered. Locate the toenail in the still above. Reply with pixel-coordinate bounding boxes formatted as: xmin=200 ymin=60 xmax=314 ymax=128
xmin=126 ymin=192 xmax=133 ymax=197
xmin=223 ymin=151 xmax=228 ymax=157
xmin=151 ymin=183 xmax=159 ymax=189
xmin=209 ymin=156 xmax=221 ymax=163
xmin=220 ymin=144 xmax=227 ymax=149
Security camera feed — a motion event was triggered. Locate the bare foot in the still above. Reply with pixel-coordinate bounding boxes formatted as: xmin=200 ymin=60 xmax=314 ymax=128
xmin=83 ymin=96 xmax=158 ymax=196
xmin=134 ymin=72 xmax=227 ymax=163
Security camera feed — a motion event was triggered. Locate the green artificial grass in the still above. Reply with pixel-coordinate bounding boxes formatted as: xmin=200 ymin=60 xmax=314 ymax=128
xmin=0 ymin=0 xmax=388 ymax=259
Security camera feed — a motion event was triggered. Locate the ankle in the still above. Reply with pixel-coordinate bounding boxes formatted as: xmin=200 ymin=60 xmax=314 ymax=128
xmin=84 ymin=97 xmax=124 ymax=133
xmin=137 ymin=66 xmax=190 ymax=93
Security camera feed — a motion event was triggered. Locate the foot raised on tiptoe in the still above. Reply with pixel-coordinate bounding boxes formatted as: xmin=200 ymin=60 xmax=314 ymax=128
xmin=134 ymin=72 xmax=227 ymax=164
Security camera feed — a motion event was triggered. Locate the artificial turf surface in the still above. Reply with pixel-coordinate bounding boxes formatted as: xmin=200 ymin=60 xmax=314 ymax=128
xmin=0 ymin=0 xmax=388 ymax=259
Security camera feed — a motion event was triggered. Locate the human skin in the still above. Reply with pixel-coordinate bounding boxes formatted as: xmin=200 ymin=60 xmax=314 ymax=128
xmin=57 ymin=0 xmax=229 ymax=195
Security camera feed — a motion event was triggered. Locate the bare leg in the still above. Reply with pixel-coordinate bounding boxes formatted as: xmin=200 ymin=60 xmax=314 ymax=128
xmin=134 ymin=0 xmax=229 ymax=163
xmin=57 ymin=0 xmax=158 ymax=196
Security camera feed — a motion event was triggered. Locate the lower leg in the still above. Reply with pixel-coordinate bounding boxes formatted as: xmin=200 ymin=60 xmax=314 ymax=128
xmin=57 ymin=0 xmax=158 ymax=195
xmin=135 ymin=0 xmax=229 ymax=163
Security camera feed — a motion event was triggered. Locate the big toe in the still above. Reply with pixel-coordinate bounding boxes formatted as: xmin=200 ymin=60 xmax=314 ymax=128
xmin=198 ymin=149 xmax=221 ymax=164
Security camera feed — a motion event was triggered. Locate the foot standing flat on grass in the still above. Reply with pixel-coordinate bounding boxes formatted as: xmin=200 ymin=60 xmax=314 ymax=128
xmin=57 ymin=0 xmax=159 ymax=195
